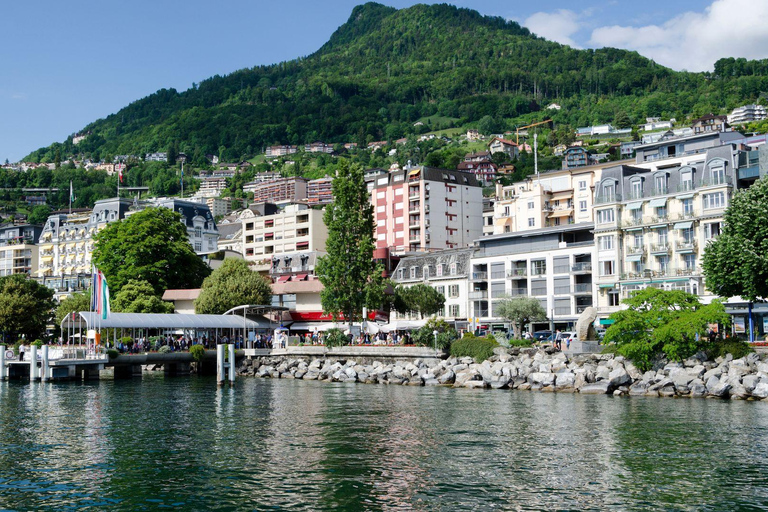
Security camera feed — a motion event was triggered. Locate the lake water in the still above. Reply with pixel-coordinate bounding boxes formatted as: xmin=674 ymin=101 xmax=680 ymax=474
xmin=1 ymin=374 xmax=768 ymax=510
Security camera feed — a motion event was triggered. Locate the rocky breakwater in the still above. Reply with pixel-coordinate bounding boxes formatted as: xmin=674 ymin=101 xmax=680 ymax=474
xmin=237 ymin=347 xmax=768 ymax=400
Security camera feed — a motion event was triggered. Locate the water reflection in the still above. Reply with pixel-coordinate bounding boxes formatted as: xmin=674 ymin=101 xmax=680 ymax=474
xmin=2 ymin=378 xmax=768 ymax=510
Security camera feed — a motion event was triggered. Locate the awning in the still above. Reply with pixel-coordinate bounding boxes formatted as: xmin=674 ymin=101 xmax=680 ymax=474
xmin=626 ymin=254 xmax=643 ymax=262
xmin=290 ymin=321 xmax=341 ymax=332
xmin=62 ymin=312 xmax=271 ymax=330
xmin=494 ymin=217 xmax=512 ymax=227
xmin=409 ymin=169 xmax=421 ymax=176
xmin=624 ymin=226 xmax=643 ymax=232
xmin=598 ymin=283 xmax=616 ymax=289
xmin=648 ymin=224 xmax=667 ymax=230
xmin=649 ymin=198 xmax=667 ymax=208
xmin=674 ymin=221 xmax=693 ymax=230
xmin=548 ymin=208 xmax=573 ymax=218
xmin=293 ymin=274 xmax=308 ymax=281
xmin=627 ymin=202 xmax=644 ymax=210
xmin=550 ymin=191 xmax=572 ymax=201
xmin=277 ymin=275 xmax=291 ymax=283
xmin=599 ymin=319 xmax=615 ymax=326
xmin=676 ymin=194 xmax=694 ymax=200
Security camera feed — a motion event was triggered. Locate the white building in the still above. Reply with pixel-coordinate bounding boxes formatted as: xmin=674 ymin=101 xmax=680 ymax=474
xmin=728 ymin=104 xmax=768 ymax=125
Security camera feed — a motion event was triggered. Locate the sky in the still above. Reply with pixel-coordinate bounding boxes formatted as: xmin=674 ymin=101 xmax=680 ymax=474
xmin=2 ymin=0 xmax=767 ymax=163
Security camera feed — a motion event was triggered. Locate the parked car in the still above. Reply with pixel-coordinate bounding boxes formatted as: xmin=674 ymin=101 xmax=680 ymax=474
xmin=532 ymin=330 xmax=552 ymax=341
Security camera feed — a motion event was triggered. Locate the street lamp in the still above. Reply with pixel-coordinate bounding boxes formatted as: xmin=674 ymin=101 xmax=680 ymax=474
xmin=433 ymin=330 xmax=438 ymax=354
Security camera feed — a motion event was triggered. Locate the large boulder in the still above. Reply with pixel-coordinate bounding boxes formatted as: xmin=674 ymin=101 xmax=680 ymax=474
xmin=528 ymin=372 xmax=556 ymax=387
xmin=608 ymin=367 xmax=632 ymax=387
xmin=752 ymin=382 xmax=768 ymax=399
xmin=575 ymin=306 xmax=598 ymax=341
xmin=555 ymin=372 xmax=576 ymax=389
xmin=580 ymin=381 xmax=611 ymax=394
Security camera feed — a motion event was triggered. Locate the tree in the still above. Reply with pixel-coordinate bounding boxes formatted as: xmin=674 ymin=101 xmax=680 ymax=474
xmin=54 ymin=290 xmax=91 ymax=328
xmin=92 ymin=207 xmax=211 ymax=295
xmin=316 ymin=160 xmax=387 ymax=330
xmin=392 ymin=284 xmax=445 ymax=319
xmin=496 ymin=296 xmax=547 ymax=338
xmin=613 ymin=110 xmax=632 ymax=129
xmin=112 ymin=279 xmax=174 ymax=313
xmin=28 ymin=205 xmax=52 ymax=225
xmin=167 ymin=140 xmax=178 ymax=166
xmin=195 ymin=258 xmax=272 ymax=314
xmin=703 ymin=177 xmax=768 ymax=302
xmin=0 ymin=275 xmax=55 ymax=342
xmin=604 ymin=288 xmax=730 ymax=371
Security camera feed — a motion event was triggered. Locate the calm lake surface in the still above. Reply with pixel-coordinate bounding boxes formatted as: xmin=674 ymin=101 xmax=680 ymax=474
xmin=1 ymin=374 xmax=768 ymax=511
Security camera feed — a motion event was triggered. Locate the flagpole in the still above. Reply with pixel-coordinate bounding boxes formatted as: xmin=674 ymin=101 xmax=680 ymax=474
xmin=180 ymin=160 xmax=184 ymax=198
xmin=117 ymin=165 xmax=120 ymax=199
xmin=69 ymin=180 xmax=73 ymax=215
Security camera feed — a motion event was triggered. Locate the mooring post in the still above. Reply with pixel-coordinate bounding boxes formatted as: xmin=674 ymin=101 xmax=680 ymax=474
xmin=228 ymin=343 xmax=236 ymax=385
xmin=216 ymin=343 xmax=225 ymax=386
xmin=29 ymin=345 xmax=38 ymax=381
xmin=41 ymin=345 xmax=49 ymax=383
xmin=0 ymin=345 xmax=6 ymax=381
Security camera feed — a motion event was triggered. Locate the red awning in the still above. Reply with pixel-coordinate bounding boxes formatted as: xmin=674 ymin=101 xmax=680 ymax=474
xmin=294 ymin=274 xmax=308 ymax=281
xmin=277 ymin=275 xmax=291 ymax=283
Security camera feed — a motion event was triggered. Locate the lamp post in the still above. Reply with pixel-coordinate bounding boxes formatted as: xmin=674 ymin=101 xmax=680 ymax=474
xmin=433 ymin=330 xmax=438 ymax=354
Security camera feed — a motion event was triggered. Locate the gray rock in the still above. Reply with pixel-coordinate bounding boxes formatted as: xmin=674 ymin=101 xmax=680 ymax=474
xmin=528 ymin=372 xmax=556 ymax=387
xmin=703 ymin=367 xmax=723 ymax=381
xmin=669 ymin=368 xmax=695 ymax=388
xmin=742 ymin=374 xmax=759 ymax=393
xmin=752 ymin=382 xmax=768 ymax=399
xmin=424 ymin=378 xmax=441 ymax=386
xmin=490 ymin=377 xmax=511 ymax=389
xmin=595 ymin=366 xmax=611 ymax=381
xmin=463 ymin=380 xmax=488 ymax=389
xmin=555 ymin=372 xmax=576 ymax=389
xmin=629 ymin=383 xmax=648 ymax=396
xmin=580 ymin=381 xmax=611 ymax=394
xmin=708 ymin=380 xmax=732 ymax=398
xmin=608 ymin=367 xmax=632 ymax=387
xmin=689 ymin=381 xmax=708 ymax=397
xmin=438 ymin=370 xmax=456 ymax=385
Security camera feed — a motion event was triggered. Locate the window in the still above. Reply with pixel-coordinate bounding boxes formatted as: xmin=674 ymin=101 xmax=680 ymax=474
xmin=682 ymin=198 xmax=694 ymax=215
xmin=449 ymin=304 xmax=460 ymax=317
xmin=531 ymin=260 xmax=546 ymax=276
xmin=704 ymin=222 xmax=721 ymax=240
xmin=657 ymin=255 xmax=668 ymax=273
xmin=434 ymin=285 xmax=445 ymax=296
xmin=658 ymin=228 xmax=668 ymax=246
xmin=608 ymin=291 xmax=620 ymax=307
xmin=656 ymin=205 xmax=667 ymax=218
xmin=681 ymin=169 xmax=693 ymax=191
xmin=527 ymin=201 xmax=535 ymax=210
xmin=448 ymin=285 xmax=459 ymax=298
xmin=528 ymin=218 xmax=535 ymax=227
xmin=436 ymin=264 xmax=443 ymax=277
xmin=194 ymin=227 xmax=202 ymax=238
xmin=633 ymin=233 xmax=644 ymax=248
xmin=631 ymin=179 xmax=642 ymax=198
xmin=654 ymin=174 xmax=667 ymax=195
xmin=681 ymin=227 xmax=695 ymax=244
xmin=579 ymin=200 xmax=587 ymax=212
xmin=601 ymin=183 xmax=615 ymax=201
xmin=579 ymin=180 xmax=587 ymax=191
xmin=683 ymin=254 xmax=696 ymax=270
xmin=194 ymin=241 xmax=202 ymax=252
xmin=631 ymin=208 xmax=642 ymax=222
xmin=596 ymin=208 xmax=615 ymax=224
xmin=410 ymin=267 xmax=416 ymax=279
xmin=450 ymin=262 xmax=457 ymax=275
xmin=398 ymin=269 xmax=404 ymax=280
xmin=600 ymin=260 xmax=615 ymax=276
xmin=598 ymin=235 xmax=614 ymax=251
xmin=709 ymin=161 xmax=726 ymax=185
xmin=423 ymin=266 xmax=430 ymax=279
xmin=703 ymin=192 xmax=725 ymax=209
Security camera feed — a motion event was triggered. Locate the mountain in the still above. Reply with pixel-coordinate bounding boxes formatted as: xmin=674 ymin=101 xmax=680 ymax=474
xmin=25 ymin=2 xmax=768 ymax=163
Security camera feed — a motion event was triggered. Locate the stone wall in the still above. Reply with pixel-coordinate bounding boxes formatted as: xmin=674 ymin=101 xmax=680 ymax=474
xmin=238 ymin=347 xmax=768 ymax=400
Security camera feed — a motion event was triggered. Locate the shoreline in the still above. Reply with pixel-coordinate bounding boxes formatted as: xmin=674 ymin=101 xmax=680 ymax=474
xmin=237 ymin=347 xmax=768 ymax=400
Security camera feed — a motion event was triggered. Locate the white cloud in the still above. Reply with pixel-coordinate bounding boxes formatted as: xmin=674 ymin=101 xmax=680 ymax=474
xmin=589 ymin=0 xmax=768 ymax=71
xmin=524 ymin=9 xmax=582 ymax=48
xmin=10 ymin=93 xmax=27 ymax=100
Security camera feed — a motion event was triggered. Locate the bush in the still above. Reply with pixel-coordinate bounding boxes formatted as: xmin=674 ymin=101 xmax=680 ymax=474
xmin=190 ymin=344 xmax=206 ymax=362
xmin=158 ymin=345 xmax=171 ymax=354
xmin=324 ymin=328 xmax=348 ymax=347
xmin=707 ymin=338 xmax=753 ymax=360
xmin=120 ymin=336 xmax=133 ymax=346
xmin=107 ymin=349 xmax=119 ymax=359
xmin=507 ymin=337 xmax=534 ymax=347
xmin=450 ymin=335 xmax=498 ymax=362
xmin=32 ymin=339 xmax=44 ymax=348
xmin=411 ymin=318 xmax=457 ymax=349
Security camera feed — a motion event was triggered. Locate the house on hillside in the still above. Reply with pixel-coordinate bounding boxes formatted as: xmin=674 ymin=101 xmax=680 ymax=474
xmin=562 ymin=146 xmax=593 ymax=169
xmin=691 ymin=114 xmax=730 ymax=134
xmin=466 ymin=129 xmax=481 ymax=141
xmin=488 ymin=137 xmax=519 ymax=159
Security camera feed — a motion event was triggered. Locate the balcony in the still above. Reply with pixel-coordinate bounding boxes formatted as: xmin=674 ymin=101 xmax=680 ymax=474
xmin=508 ymin=268 xmax=528 ymax=278
xmin=574 ymin=283 xmax=592 ymax=294
xmin=651 ymin=215 xmax=669 ymax=224
xmin=408 ymin=203 xmax=421 ymax=213
xmin=469 ymin=271 xmax=487 ymax=281
xmin=700 ymin=176 xmax=733 ymax=188
xmin=571 ymin=262 xmax=592 ymax=273
xmin=508 ymin=288 xmax=528 ymax=296
xmin=675 ymin=182 xmax=696 ymax=193
xmin=652 ymin=186 xmax=669 ymax=196
xmin=554 ymin=286 xmax=571 ymax=295
xmin=595 ymin=193 xmax=622 ymax=205
xmin=491 ymin=289 xmax=507 ymax=298
xmin=650 ymin=244 xmax=670 ymax=254
xmin=676 ymin=240 xmax=697 ymax=252
xmin=623 ymin=217 xmax=644 ymax=227
xmin=468 ymin=291 xmax=488 ymax=299
xmin=409 ymin=232 xmax=421 ymax=243
xmin=490 ymin=271 xmax=506 ymax=279
xmin=676 ymin=211 xmax=698 ymax=221
xmin=626 ymin=245 xmax=645 ymax=256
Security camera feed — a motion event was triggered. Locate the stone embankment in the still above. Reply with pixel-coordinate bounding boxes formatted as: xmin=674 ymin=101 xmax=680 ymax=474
xmin=237 ymin=347 xmax=768 ymax=400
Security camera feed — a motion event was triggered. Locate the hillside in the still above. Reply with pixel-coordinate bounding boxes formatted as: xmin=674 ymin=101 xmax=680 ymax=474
xmin=25 ymin=2 xmax=768 ymax=163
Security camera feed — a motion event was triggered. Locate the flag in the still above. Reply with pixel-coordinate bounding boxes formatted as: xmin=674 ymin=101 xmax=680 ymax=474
xmin=117 ymin=163 xmax=124 ymax=183
xmin=101 ymin=271 xmax=111 ymax=320
xmin=91 ymin=268 xmax=111 ymax=320
xmin=69 ymin=181 xmax=75 ymax=203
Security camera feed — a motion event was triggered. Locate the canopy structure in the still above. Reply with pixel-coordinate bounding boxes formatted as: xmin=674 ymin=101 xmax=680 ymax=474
xmin=61 ymin=312 xmax=271 ymax=330
xmin=378 ymin=319 xmax=427 ymax=332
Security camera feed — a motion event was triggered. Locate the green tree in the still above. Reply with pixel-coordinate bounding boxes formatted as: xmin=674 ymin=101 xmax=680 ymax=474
xmin=92 ymin=207 xmax=211 ymax=295
xmin=604 ymin=288 xmax=730 ymax=371
xmin=112 ymin=279 xmax=174 ymax=313
xmin=0 ymin=275 xmax=55 ymax=341
xmin=195 ymin=258 xmax=272 ymax=314
xmin=496 ymin=296 xmax=547 ymax=338
xmin=392 ymin=284 xmax=445 ymax=319
xmin=54 ymin=290 xmax=91 ymax=328
xmin=703 ymin=177 xmax=768 ymax=302
xmin=613 ymin=110 xmax=632 ymax=129
xmin=316 ymin=160 xmax=387 ymax=330
xmin=167 ymin=140 xmax=178 ymax=166
xmin=28 ymin=205 xmax=52 ymax=225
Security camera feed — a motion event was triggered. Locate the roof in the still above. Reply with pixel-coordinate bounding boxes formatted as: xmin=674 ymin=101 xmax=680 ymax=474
xmin=476 ymin=222 xmax=595 ymax=243
xmin=63 ymin=312 xmax=270 ymax=330
xmin=271 ymin=279 xmax=324 ymax=295
xmin=162 ymin=289 xmax=201 ymax=301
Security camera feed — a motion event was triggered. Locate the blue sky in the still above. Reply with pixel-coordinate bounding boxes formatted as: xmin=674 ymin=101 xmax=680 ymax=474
xmin=2 ymin=0 xmax=767 ymax=163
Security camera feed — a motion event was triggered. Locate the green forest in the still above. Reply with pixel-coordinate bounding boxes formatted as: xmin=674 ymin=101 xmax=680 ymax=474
xmin=22 ymin=2 xmax=768 ymax=165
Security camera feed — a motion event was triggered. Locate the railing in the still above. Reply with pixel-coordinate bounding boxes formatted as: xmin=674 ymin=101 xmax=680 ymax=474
xmin=470 ymin=272 xmax=487 ymax=281
xmin=676 ymin=240 xmax=697 ymax=251
xmin=700 ymin=176 xmax=733 ymax=187
xmin=508 ymin=268 xmax=528 ymax=278
xmin=576 ymin=305 xmax=592 ymax=314
xmin=676 ymin=211 xmax=697 ymax=220
xmin=508 ymin=288 xmax=527 ymax=296
xmin=651 ymin=215 xmax=669 ymax=224
xmin=675 ymin=182 xmax=696 ymax=193
xmin=469 ymin=291 xmax=488 ymax=299
xmin=595 ymin=193 xmax=622 ymax=204
xmin=624 ymin=217 xmax=644 ymax=227
xmin=626 ymin=245 xmax=644 ymax=255
xmin=490 ymin=271 xmax=506 ymax=279
xmin=571 ymin=262 xmax=592 ymax=272
xmin=473 ymin=309 xmax=489 ymax=317
xmin=626 ymin=190 xmax=644 ymax=200
xmin=650 ymin=244 xmax=669 ymax=253
xmin=652 ymin=186 xmax=668 ymax=196
xmin=490 ymin=290 xmax=507 ymax=299
xmin=574 ymin=283 xmax=592 ymax=294
xmin=554 ymin=286 xmax=571 ymax=295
